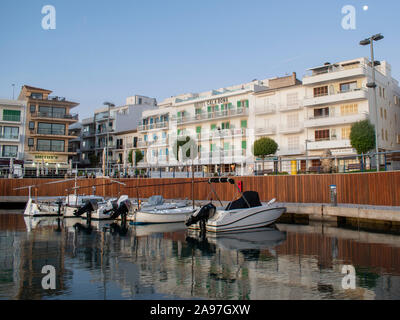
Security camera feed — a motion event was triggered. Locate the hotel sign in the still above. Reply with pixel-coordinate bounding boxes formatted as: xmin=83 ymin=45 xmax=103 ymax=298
xmin=195 ymin=97 xmax=228 ymax=108
xmin=34 ymin=155 xmax=59 ymax=160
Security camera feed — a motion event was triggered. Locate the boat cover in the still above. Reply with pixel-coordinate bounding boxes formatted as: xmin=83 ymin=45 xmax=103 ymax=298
xmin=147 ymin=195 xmax=164 ymax=206
xmin=226 ymin=191 xmax=262 ymax=210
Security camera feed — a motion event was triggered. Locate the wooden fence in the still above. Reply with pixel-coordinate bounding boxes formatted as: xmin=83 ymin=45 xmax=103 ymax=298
xmin=1 ymin=171 xmax=400 ymax=206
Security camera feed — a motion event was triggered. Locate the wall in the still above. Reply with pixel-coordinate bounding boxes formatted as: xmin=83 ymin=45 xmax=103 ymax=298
xmin=1 ymin=171 xmax=400 ymax=207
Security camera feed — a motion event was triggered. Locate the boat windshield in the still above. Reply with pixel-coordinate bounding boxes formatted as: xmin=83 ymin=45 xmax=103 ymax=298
xmin=225 ymin=191 xmax=262 ymax=211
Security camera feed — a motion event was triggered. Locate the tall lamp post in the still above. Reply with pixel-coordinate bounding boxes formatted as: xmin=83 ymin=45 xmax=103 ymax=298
xmin=360 ymin=33 xmax=384 ymax=172
xmin=103 ymin=102 xmax=115 ymax=177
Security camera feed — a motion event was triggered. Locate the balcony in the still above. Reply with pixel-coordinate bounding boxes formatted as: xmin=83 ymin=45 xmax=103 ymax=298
xmin=30 ymin=112 xmax=78 ymax=122
xmin=174 ymin=108 xmax=249 ymax=125
xmin=138 ymin=121 xmax=169 ymax=132
xmin=255 ymin=104 xmax=276 ymax=115
xmin=254 ymin=126 xmax=277 ymax=136
xmin=0 ymin=134 xmax=19 ymax=141
xmin=277 ymin=146 xmax=305 ymax=156
xmin=28 ymin=145 xmax=76 ymax=154
xmin=95 ymin=129 xmax=114 ymax=135
xmin=197 ymin=128 xmax=247 ymax=141
xmin=303 ymin=63 xmax=368 ymax=85
xmin=304 ymin=113 xmax=368 ymax=128
xmin=303 ymin=88 xmax=368 ymax=107
xmin=30 ymin=129 xmax=78 ymax=138
xmin=279 ymin=123 xmax=304 ymax=134
xmin=279 ymin=102 xmax=303 ymax=112
xmin=307 ymin=138 xmax=352 ymax=151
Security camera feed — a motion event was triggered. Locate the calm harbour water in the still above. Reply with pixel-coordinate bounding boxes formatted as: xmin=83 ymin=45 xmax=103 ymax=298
xmin=1 ymin=212 xmax=400 ymax=300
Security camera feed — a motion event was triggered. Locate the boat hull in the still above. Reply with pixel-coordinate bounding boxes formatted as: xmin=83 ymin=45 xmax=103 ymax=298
xmin=23 ymin=199 xmax=61 ymax=217
xmin=189 ymin=206 xmax=286 ymax=233
xmin=131 ymin=207 xmax=197 ymax=224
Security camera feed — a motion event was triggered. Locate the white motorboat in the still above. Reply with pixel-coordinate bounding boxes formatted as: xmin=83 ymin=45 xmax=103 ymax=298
xmin=130 ymin=195 xmax=198 ymax=224
xmin=73 ymin=195 xmax=132 ymax=220
xmin=186 ymin=178 xmax=287 ymax=233
xmin=63 ymin=194 xmax=106 ymax=218
xmin=23 ymin=196 xmax=64 ymax=217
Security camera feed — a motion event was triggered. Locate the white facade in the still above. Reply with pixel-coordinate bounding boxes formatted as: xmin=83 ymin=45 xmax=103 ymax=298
xmin=133 ymin=57 xmax=400 ymax=175
xmin=0 ymin=99 xmax=26 ymax=161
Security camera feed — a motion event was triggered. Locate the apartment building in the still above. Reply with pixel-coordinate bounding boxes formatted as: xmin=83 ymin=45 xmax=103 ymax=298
xmin=113 ymin=129 xmax=140 ymax=174
xmin=134 ymin=57 xmax=400 ymax=175
xmin=302 ymin=57 xmax=400 ymax=170
xmin=0 ymin=99 xmax=26 ymax=164
xmin=18 ymin=85 xmax=79 ymax=176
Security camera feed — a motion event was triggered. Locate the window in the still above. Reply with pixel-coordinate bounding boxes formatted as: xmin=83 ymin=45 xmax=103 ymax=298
xmin=31 ymin=93 xmax=43 ymax=99
xmin=138 ymin=98 xmax=142 ymax=104
xmin=384 ymin=109 xmax=387 ymax=120
xmin=28 ymin=138 xmax=34 ymax=146
xmin=241 ymin=120 xmax=247 ymax=128
xmin=287 ymin=114 xmax=299 ymax=128
xmin=315 ymin=129 xmax=330 ymax=141
xmin=2 ymin=145 xmax=18 ymax=157
xmin=30 ymin=105 xmax=36 ymax=113
xmin=313 ymin=86 xmax=328 ymax=97
xmin=38 ymin=123 xmax=65 ymax=135
xmin=196 ymin=126 xmax=201 ymax=134
xmin=341 ymin=127 xmax=351 ymax=139
xmin=38 ymin=106 xmax=66 ymax=118
xmin=2 ymin=110 xmax=21 ymax=122
xmin=383 ymin=88 xmax=385 ymax=99
xmin=237 ymin=100 xmax=249 ymax=108
xmin=340 ymin=81 xmax=357 ymax=92
xmin=221 ymin=122 xmax=230 ymax=129
xmin=3 ymin=127 xmax=19 ymax=139
xmin=385 ymin=130 xmax=388 ymax=141
xmin=29 ymin=121 xmax=35 ymax=130
xmin=313 ymin=107 xmax=329 ymax=118
xmin=210 ymin=143 xmax=216 ymax=152
xmin=242 ymin=140 xmax=247 ymax=150
xmin=340 ymin=104 xmax=358 ymax=115
xmin=37 ymin=139 xmax=65 ymax=152
xmin=288 ymin=136 xmax=300 ymax=151
xmin=287 ymin=93 xmax=299 ymax=106
xmin=224 ymin=142 xmax=230 ymax=150
xmin=210 ymin=124 xmax=217 ymax=131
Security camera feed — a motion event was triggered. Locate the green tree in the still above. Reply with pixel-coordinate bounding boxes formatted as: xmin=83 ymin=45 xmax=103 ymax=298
xmin=253 ymin=137 xmax=278 ymax=173
xmin=350 ymin=120 xmax=376 ymax=154
xmin=129 ymin=149 xmax=144 ymax=166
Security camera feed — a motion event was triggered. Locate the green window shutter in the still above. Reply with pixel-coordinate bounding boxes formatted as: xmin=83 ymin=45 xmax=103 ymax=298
xmin=177 ymin=112 xmax=181 ymax=118
xmin=245 ymin=100 xmax=249 ymax=108
xmin=3 ymin=110 xmax=21 ymax=121
xmin=177 ymin=129 xmax=181 ymax=135
xmin=214 ymin=105 xmax=219 ymax=112
xmin=237 ymin=101 xmax=241 ymax=108
xmin=210 ymin=144 xmax=215 ymax=152
xmin=242 ymin=140 xmax=247 ymax=150
xmin=196 ymin=126 xmax=201 ymax=133
xmin=224 ymin=142 xmax=230 ymax=150
xmin=211 ymin=124 xmax=217 ymax=131
xmin=241 ymin=120 xmax=247 ymax=128
xmin=221 ymin=104 xmax=225 ymax=111
xmin=207 ymin=106 xmax=212 ymax=113
xmin=226 ymin=122 xmax=230 ymax=129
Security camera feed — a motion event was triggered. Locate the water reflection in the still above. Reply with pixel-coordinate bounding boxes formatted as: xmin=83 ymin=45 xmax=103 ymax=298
xmin=1 ymin=213 xmax=400 ymax=300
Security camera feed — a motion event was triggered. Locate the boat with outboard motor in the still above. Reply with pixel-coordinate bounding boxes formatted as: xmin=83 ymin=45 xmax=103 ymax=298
xmin=129 ymin=195 xmax=198 ymax=224
xmin=185 ymin=178 xmax=286 ymax=233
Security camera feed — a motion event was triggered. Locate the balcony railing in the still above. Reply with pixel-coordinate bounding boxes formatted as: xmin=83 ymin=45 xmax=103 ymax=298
xmin=0 ymin=134 xmax=19 ymax=140
xmin=255 ymin=104 xmax=276 ymax=115
xmin=31 ymin=112 xmax=78 ymax=120
xmin=196 ymin=128 xmax=247 ymax=141
xmin=28 ymin=145 xmax=70 ymax=153
xmin=173 ymin=108 xmax=249 ymax=125
xmin=254 ymin=126 xmax=276 ymax=136
xmin=31 ymin=128 xmax=68 ymax=136
xmin=138 ymin=121 xmax=169 ymax=132
xmin=279 ymin=123 xmax=304 ymax=134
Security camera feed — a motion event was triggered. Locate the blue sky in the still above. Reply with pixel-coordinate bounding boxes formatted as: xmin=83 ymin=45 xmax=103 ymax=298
xmin=0 ymin=0 xmax=399 ymax=119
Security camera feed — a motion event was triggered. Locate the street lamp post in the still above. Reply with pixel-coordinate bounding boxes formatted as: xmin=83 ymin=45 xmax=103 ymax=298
xmin=305 ymin=139 xmax=311 ymax=171
xmin=103 ymin=102 xmax=115 ymax=177
xmin=360 ymin=33 xmax=384 ymax=172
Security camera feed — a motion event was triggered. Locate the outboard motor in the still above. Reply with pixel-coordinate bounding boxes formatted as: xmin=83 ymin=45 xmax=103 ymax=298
xmin=109 ymin=199 xmax=132 ymax=220
xmin=186 ymin=203 xmax=216 ymax=238
xmin=74 ymin=199 xmax=98 ymax=217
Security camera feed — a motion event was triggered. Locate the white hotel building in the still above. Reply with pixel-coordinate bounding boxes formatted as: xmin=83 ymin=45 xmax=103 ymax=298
xmin=121 ymin=57 xmax=400 ymax=176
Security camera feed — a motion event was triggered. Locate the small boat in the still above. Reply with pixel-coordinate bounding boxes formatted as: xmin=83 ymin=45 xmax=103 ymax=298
xmin=73 ymin=195 xmax=132 ymax=220
xmin=23 ymin=197 xmax=62 ymax=217
xmin=130 ymin=195 xmax=198 ymax=224
xmin=186 ymin=178 xmax=286 ymax=233
xmin=63 ymin=194 xmax=106 ymax=218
